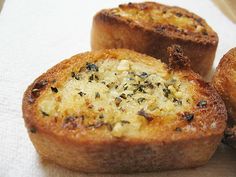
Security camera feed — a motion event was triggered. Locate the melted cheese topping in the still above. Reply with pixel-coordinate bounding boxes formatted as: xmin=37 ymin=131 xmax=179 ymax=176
xmin=111 ymin=5 xmax=206 ymax=34
xmin=38 ymin=59 xmax=194 ymax=137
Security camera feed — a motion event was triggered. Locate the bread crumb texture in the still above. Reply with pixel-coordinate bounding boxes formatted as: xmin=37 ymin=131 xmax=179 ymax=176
xmin=36 ymin=57 xmax=216 ymax=138
xmin=110 ymin=2 xmax=209 ymax=35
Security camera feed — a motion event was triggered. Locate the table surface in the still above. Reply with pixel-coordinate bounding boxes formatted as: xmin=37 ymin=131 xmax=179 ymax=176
xmin=0 ymin=0 xmax=236 ymax=177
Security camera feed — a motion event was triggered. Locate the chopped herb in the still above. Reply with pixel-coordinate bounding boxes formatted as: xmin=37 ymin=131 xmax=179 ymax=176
xmin=41 ymin=111 xmax=49 ymax=117
xmin=133 ymin=84 xmax=146 ymax=93
xmin=115 ymin=85 xmax=119 ymax=89
xmin=78 ymin=91 xmax=86 ymax=97
xmin=137 ymin=97 xmax=146 ymax=104
xmin=175 ymin=12 xmax=183 ymax=17
xmin=94 ymin=75 xmax=99 ymax=80
xmin=86 ymin=63 xmax=98 ymax=72
xmin=137 ymin=109 xmax=153 ymax=122
xmin=121 ymin=120 xmax=130 ymax=125
xmin=71 ymin=72 xmax=80 ymax=80
xmin=128 ymin=71 xmax=135 ymax=75
xmin=75 ymin=75 xmax=80 ymax=80
xmin=139 ymin=72 xmax=148 ymax=78
xmin=127 ymin=93 xmax=134 ymax=97
xmin=146 ymin=82 xmax=154 ymax=89
xmin=175 ymin=127 xmax=182 ymax=132
xmin=197 ymin=100 xmax=207 ymax=108
xmin=120 ymin=93 xmax=127 ymax=99
xmin=123 ymin=83 xmax=128 ymax=90
xmin=163 ymin=88 xmax=171 ymax=97
xmin=51 ymin=87 xmax=58 ymax=93
xmin=115 ymin=97 xmax=122 ymax=106
xmin=88 ymin=74 xmax=99 ymax=82
xmin=156 ymin=82 xmax=161 ymax=87
xmin=95 ymin=92 xmax=100 ymax=99
xmin=128 ymin=78 xmax=134 ymax=81
xmin=182 ymin=112 xmax=194 ymax=122
xmin=89 ymin=74 xmax=94 ymax=82
xmin=173 ymin=98 xmax=182 ymax=105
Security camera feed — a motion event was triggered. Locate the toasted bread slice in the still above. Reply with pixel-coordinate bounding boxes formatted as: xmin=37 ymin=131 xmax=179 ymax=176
xmin=91 ymin=2 xmax=218 ymax=77
xmin=212 ymin=48 xmax=236 ymax=148
xmin=22 ymin=47 xmax=226 ymax=173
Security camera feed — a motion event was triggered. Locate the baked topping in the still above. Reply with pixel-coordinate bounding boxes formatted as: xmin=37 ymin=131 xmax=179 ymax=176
xmin=29 ymin=80 xmax=48 ymax=103
xmin=51 ymin=87 xmax=58 ymax=93
xmin=197 ymin=100 xmax=207 ymax=108
xmin=38 ymin=59 xmax=198 ymax=137
xmin=110 ymin=2 xmax=209 ymax=35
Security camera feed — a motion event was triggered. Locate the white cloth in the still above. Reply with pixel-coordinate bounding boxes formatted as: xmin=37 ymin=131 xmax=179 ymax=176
xmin=0 ymin=0 xmax=236 ymax=176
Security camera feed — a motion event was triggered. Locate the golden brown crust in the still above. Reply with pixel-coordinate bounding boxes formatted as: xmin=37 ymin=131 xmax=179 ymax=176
xmin=212 ymin=48 xmax=236 ymax=123
xmin=212 ymin=48 xmax=236 ymax=148
xmin=22 ymin=49 xmax=226 ymax=173
xmin=91 ymin=1 xmax=218 ymax=77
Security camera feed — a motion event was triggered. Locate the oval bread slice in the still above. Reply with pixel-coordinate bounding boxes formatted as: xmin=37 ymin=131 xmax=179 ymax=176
xmin=91 ymin=2 xmax=218 ymax=77
xmin=212 ymin=48 xmax=236 ymax=148
xmin=22 ymin=48 xmax=226 ymax=173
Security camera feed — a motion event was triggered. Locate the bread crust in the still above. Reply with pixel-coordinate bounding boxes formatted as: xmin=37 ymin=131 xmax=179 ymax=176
xmin=212 ymin=48 xmax=236 ymax=148
xmin=91 ymin=2 xmax=218 ymax=77
xmin=22 ymin=49 xmax=226 ymax=173
xmin=212 ymin=48 xmax=236 ymax=123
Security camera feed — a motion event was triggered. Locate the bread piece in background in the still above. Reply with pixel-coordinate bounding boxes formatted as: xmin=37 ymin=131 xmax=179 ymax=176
xmin=91 ymin=2 xmax=218 ymax=78
xmin=213 ymin=0 xmax=236 ymax=24
xmin=22 ymin=47 xmax=226 ymax=173
xmin=212 ymin=48 xmax=236 ymax=148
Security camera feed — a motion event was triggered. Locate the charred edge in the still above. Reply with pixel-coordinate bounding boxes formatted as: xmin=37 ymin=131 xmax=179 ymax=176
xmin=167 ymin=45 xmax=190 ymax=70
xmin=28 ymin=80 xmax=48 ymax=103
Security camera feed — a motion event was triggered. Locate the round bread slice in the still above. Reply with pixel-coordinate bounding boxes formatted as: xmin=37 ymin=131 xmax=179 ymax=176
xmin=212 ymin=48 xmax=236 ymax=148
xmin=22 ymin=47 xmax=226 ymax=173
xmin=91 ymin=1 xmax=218 ymax=77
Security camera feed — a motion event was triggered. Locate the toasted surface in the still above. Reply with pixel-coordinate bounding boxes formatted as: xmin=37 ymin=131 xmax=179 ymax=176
xmin=212 ymin=48 xmax=236 ymax=148
xmin=23 ymin=49 xmax=226 ymax=173
xmin=91 ymin=1 xmax=218 ymax=77
xmin=212 ymin=48 xmax=236 ymax=123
